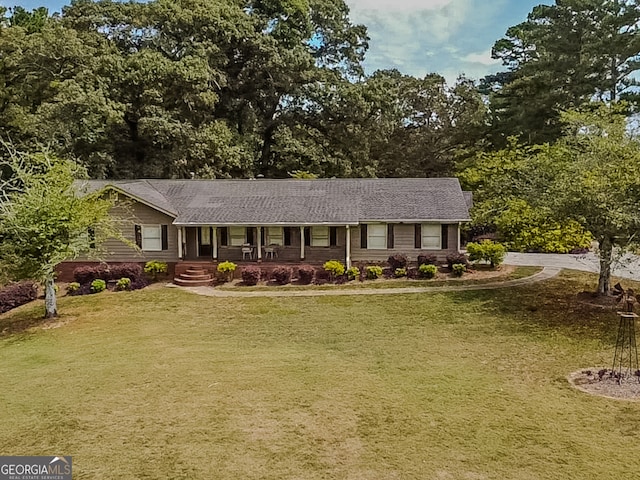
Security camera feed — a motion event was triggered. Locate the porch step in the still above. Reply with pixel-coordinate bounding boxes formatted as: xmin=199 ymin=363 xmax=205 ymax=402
xmin=173 ymin=267 xmax=213 ymax=287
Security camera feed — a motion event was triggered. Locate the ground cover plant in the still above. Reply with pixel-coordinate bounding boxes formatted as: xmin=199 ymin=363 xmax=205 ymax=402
xmin=1 ymin=271 xmax=640 ymax=479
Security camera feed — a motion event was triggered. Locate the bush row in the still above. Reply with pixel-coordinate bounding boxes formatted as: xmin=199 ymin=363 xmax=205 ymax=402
xmin=0 ymin=281 xmax=38 ymax=314
xmin=71 ymin=262 xmax=154 ymax=295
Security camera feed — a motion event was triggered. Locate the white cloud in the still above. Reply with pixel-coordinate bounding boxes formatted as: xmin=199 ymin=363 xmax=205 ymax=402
xmin=462 ymin=49 xmax=501 ymax=66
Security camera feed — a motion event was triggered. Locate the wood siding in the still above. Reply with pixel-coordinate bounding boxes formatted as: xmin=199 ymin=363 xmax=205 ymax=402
xmin=351 ymin=223 xmax=460 ymax=263
xmin=77 ymin=199 xmax=179 ymax=263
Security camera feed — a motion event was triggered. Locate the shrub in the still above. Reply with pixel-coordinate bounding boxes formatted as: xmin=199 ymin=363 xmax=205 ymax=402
xmin=217 ymin=261 xmax=237 ymax=282
xmin=90 ymin=279 xmax=107 ymax=293
xmin=418 ymin=264 xmax=438 ymax=279
xmin=0 ymin=281 xmax=38 ymax=314
xmin=73 ymin=263 xmax=143 ymax=284
xmin=387 ymin=254 xmax=408 ymax=270
xmin=130 ymin=277 xmax=149 ymax=291
xmin=417 ymin=254 xmax=438 ymax=266
xmin=67 ymin=282 xmax=81 ymax=294
xmin=366 ymin=265 xmax=383 ymax=280
xmin=346 ymin=266 xmax=360 ymax=281
xmin=272 ymin=266 xmax=292 ymax=285
xmin=144 ymin=260 xmax=168 ymax=280
xmin=466 ymin=240 xmax=507 ymax=268
xmin=394 ymin=267 xmax=407 ymax=278
xmin=323 ymin=260 xmax=345 ymax=279
xmin=446 ymin=253 xmax=469 ymax=270
xmin=452 ymin=263 xmax=466 ymax=277
xmin=314 ymin=268 xmax=330 ymax=284
xmin=241 ymin=266 xmax=261 ymax=286
xmin=297 ymin=265 xmax=315 ymax=285
xmin=115 ymin=277 xmax=131 ymax=291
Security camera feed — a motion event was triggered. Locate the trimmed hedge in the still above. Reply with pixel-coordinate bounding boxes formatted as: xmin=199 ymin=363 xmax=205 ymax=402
xmin=241 ymin=266 xmax=261 ymax=286
xmin=446 ymin=253 xmax=469 ymax=270
xmin=0 ymin=281 xmax=38 ymax=314
xmin=272 ymin=266 xmax=292 ymax=285
xmin=73 ymin=263 xmax=144 ymax=285
xmin=297 ymin=265 xmax=315 ymax=285
xmin=387 ymin=254 xmax=408 ymax=270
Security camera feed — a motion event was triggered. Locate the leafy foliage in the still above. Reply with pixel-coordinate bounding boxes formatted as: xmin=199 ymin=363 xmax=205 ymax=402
xmin=144 ymin=261 xmax=168 ymax=280
xmin=115 ymin=277 xmax=131 ymax=291
xmin=418 ymin=264 xmax=437 ymax=279
xmin=394 ymin=268 xmax=407 ymax=278
xmin=387 ymin=254 xmax=408 ymax=270
xmin=417 ymin=254 xmax=438 ymax=266
xmin=345 ymin=266 xmax=360 ymax=281
xmin=323 ymin=260 xmax=345 ymax=278
xmin=271 ymin=266 xmax=292 ymax=285
xmin=0 ymin=281 xmax=38 ymax=314
xmin=451 ymin=264 xmax=466 ymax=277
xmin=241 ymin=266 xmax=261 ymax=286
xmin=366 ymin=265 xmax=383 ymax=280
xmin=465 ymin=240 xmax=507 ymax=268
xmin=297 ymin=265 xmax=315 ymax=285
xmin=90 ymin=279 xmax=106 ymax=293
xmin=446 ymin=253 xmax=469 ymax=270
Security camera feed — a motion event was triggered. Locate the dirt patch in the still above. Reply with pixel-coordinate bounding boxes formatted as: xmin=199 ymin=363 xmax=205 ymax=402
xmin=575 ymin=291 xmax=619 ymax=309
xmin=568 ymin=368 xmax=640 ymax=401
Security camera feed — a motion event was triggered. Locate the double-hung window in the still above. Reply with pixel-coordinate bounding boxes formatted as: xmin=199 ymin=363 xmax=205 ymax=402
xmin=421 ymin=224 xmax=441 ymax=249
xmin=229 ymin=226 xmax=246 ymax=246
xmin=367 ymin=224 xmax=387 ymax=250
xmin=141 ymin=225 xmax=162 ymax=251
xmin=267 ymin=227 xmax=283 ymax=246
xmin=311 ymin=226 xmax=329 ymax=247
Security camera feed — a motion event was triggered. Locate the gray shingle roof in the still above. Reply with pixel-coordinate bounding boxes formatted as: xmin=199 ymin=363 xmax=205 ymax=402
xmin=82 ymin=178 xmax=471 ymax=225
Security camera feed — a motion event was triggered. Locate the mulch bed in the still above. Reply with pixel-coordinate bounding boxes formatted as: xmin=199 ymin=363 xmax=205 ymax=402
xmin=568 ymin=368 xmax=640 ymax=401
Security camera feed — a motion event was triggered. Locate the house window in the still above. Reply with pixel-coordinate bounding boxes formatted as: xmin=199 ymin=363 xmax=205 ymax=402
xmin=229 ymin=226 xmax=245 ymax=246
xmin=142 ymin=225 xmax=162 ymax=251
xmin=267 ymin=227 xmax=283 ymax=246
xmin=311 ymin=226 xmax=329 ymax=247
xmin=367 ymin=224 xmax=387 ymax=250
xmin=422 ymin=224 xmax=441 ymax=249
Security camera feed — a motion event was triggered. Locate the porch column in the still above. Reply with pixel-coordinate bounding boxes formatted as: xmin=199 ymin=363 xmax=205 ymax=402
xmin=212 ymin=226 xmax=218 ymax=260
xmin=345 ymin=225 xmax=351 ymax=268
xmin=257 ymin=226 xmax=262 ymax=261
xmin=300 ymin=226 xmax=305 ymax=260
xmin=457 ymin=222 xmax=461 ymax=252
xmin=177 ymin=227 xmax=183 ymax=259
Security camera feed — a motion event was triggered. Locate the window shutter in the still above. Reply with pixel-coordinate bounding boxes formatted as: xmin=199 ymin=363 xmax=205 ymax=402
xmin=220 ymin=227 xmax=228 ymax=246
xmin=135 ymin=225 xmax=142 ymax=248
xmin=441 ymin=224 xmax=449 ymax=250
xmin=304 ymin=227 xmax=311 ymax=246
xmin=284 ymin=227 xmax=292 ymax=246
xmin=88 ymin=227 xmax=96 ymax=249
xmin=161 ymin=225 xmax=169 ymax=250
xmin=330 ymin=227 xmax=337 ymax=246
xmin=360 ymin=224 xmax=367 ymax=249
xmin=246 ymin=227 xmax=254 ymax=245
xmin=387 ymin=224 xmax=394 ymax=249
xmin=414 ymin=224 xmax=421 ymax=249
xmin=260 ymin=227 xmax=265 ymax=246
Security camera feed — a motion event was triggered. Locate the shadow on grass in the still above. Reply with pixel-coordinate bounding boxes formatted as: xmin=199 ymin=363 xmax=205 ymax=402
xmin=446 ymin=270 xmax=629 ymax=347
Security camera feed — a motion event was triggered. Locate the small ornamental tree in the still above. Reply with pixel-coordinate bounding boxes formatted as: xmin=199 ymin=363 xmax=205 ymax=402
xmin=466 ymin=240 xmax=507 ymax=268
xmin=0 ymin=148 xmax=123 ymax=318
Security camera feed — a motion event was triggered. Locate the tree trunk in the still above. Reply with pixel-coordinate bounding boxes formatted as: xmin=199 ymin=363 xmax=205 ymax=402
xmin=597 ymin=237 xmax=613 ymax=295
xmin=44 ymin=275 xmax=58 ymax=319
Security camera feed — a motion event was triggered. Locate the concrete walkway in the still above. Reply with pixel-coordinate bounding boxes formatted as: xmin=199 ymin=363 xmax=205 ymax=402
xmin=175 ymin=266 xmax=561 ymax=298
xmin=504 ymin=252 xmax=640 ymax=281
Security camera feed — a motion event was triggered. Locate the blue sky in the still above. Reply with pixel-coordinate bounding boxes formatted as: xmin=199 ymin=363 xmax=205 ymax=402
xmin=3 ymin=0 xmax=551 ymax=83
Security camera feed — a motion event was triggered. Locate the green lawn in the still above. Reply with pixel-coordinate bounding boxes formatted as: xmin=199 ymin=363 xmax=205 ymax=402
xmin=1 ymin=270 xmax=639 ymax=479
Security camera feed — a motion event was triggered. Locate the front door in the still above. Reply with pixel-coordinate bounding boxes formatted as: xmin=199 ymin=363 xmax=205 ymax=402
xmin=198 ymin=227 xmax=212 ymax=257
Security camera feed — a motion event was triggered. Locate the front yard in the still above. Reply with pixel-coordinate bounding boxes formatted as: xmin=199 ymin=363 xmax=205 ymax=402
xmin=1 ymin=270 xmax=639 ymax=479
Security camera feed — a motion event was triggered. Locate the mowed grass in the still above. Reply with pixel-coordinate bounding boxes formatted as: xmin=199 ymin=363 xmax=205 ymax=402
xmin=1 ymin=271 xmax=639 ymax=479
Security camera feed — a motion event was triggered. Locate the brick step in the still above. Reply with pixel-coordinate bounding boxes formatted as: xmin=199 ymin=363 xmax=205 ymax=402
xmin=173 ymin=277 xmax=213 ymax=287
xmin=185 ymin=268 xmax=208 ymax=275
xmin=179 ymin=273 xmax=212 ymax=281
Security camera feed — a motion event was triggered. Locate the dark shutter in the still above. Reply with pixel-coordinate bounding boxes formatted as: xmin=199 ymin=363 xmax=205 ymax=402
xmin=414 ymin=224 xmax=421 ymax=249
xmin=304 ymin=227 xmax=311 ymax=246
xmin=220 ymin=227 xmax=228 ymax=246
xmin=360 ymin=224 xmax=367 ymax=249
xmin=88 ymin=227 xmax=96 ymax=249
xmin=387 ymin=224 xmax=394 ymax=249
xmin=246 ymin=227 xmax=254 ymax=245
xmin=441 ymin=224 xmax=449 ymax=250
xmin=284 ymin=227 xmax=292 ymax=246
xmin=260 ymin=227 xmax=266 ymax=246
xmin=330 ymin=227 xmax=337 ymax=246
xmin=135 ymin=225 xmax=142 ymax=248
xmin=161 ymin=225 xmax=168 ymax=250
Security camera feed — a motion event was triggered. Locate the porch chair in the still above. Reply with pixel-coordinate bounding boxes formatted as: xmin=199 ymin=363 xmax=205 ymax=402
xmin=242 ymin=244 xmax=253 ymax=260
